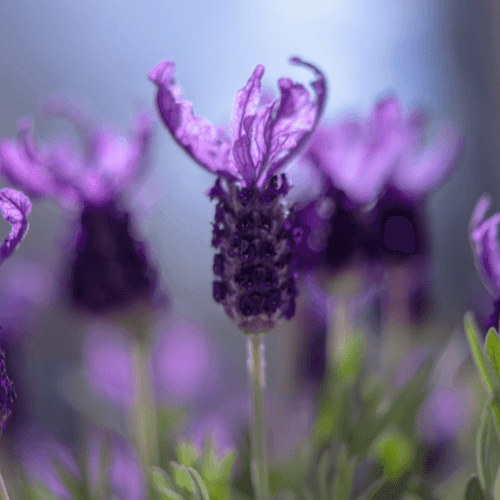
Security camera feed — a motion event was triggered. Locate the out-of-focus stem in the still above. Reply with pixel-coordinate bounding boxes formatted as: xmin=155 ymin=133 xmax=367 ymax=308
xmin=0 ymin=468 xmax=10 ymax=500
xmin=247 ymin=333 xmax=269 ymax=500
xmin=130 ymin=336 xmax=159 ymax=468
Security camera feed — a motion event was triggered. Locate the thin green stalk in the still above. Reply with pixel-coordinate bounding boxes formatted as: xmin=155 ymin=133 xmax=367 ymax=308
xmin=247 ymin=333 xmax=269 ymax=500
xmin=0 ymin=469 xmax=10 ymax=500
xmin=130 ymin=337 xmax=159 ymax=468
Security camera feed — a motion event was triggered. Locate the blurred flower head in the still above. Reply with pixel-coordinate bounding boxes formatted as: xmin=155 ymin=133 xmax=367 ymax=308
xmin=0 ymin=97 xmax=154 ymax=211
xmin=149 ymin=58 xmax=326 ymax=333
xmin=470 ymin=194 xmax=500 ymax=331
xmin=295 ymin=97 xmax=463 ymax=270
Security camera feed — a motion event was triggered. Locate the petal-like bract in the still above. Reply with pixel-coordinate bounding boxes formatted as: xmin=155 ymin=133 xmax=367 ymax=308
xmin=149 ymin=57 xmax=326 ymax=188
xmin=0 ymin=188 xmax=31 ymax=265
xmin=469 ymin=195 xmax=500 ymax=300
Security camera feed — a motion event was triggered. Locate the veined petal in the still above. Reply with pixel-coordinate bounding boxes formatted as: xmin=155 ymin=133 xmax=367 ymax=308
xmin=0 ymin=188 xmax=31 ymax=265
xmin=256 ymin=57 xmax=327 ymax=188
xmin=149 ymin=61 xmax=235 ymax=179
xmin=470 ymin=195 xmax=500 ymax=299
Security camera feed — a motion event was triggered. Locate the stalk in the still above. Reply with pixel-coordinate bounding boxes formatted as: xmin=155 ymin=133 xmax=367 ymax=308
xmin=247 ymin=333 xmax=269 ymax=500
xmin=0 ymin=469 xmax=10 ymax=500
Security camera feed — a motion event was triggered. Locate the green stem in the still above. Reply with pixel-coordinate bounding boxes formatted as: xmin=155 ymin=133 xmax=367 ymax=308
xmin=247 ymin=334 xmax=269 ymax=500
xmin=130 ymin=338 xmax=159 ymax=468
xmin=477 ymin=396 xmax=494 ymax=500
xmin=0 ymin=468 xmax=10 ymax=500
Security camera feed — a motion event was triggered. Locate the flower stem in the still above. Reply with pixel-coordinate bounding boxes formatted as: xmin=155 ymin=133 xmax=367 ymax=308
xmin=130 ymin=338 xmax=159 ymax=468
xmin=247 ymin=333 xmax=269 ymax=500
xmin=0 ymin=468 xmax=10 ymax=500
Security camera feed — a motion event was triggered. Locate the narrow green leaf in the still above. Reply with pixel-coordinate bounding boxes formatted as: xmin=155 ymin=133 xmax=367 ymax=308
xmin=465 ymin=313 xmax=494 ymax=394
xmin=354 ymin=476 xmax=386 ymax=500
xmin=465 ymin=475 xmax=486 ymax=500
xmin=485 ymin=329 xmax=500 ymax=389
xmin=331 ymin=445 xmax=357 ymax=500
xmin=218 ymin=450 xmax=237 ymax=481
xmin=150 ymin=466 xmax=175 ymax=490
xmin=154 ymin=484 xmax=185 ymax=500
xmin=176 ymin=440 xmax=201 ymax=468
xmin=170 ymin=462 xmax=197 ymax=496
xmin=490 ymin=398 xmax=500 ymax=446
xmin=187 ymin=467 xmax=210 ymax=500
xmin=201 ymin=436 xmax=221 ymax=483
xmin=476 ymin=398 xmax=493 ymax=498
xmin=317 ymin=449 xmax=329 ymax=500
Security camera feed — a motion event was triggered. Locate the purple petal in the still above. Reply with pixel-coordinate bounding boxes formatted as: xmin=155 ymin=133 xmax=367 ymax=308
xmin=390 ymin=121 xmax=463 ymax=200
xmin=148 ymin=61 xmax=235 ymax=179
xmin=0 ymin=188 xmax=31 ymax=265
xmin=0 ymin=119 xmax=60 ymax=199
xmin=470 ymin=195 xmax=500 ymax=299
xmin=256 ymin=57 xmax=327 ymax=187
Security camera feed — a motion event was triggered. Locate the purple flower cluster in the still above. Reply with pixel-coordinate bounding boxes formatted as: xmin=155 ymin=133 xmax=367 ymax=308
xmin=294 ymin=97 xmax=463 ymax=270
xmin=149 ymin=58 xmax=326 ymax=333
xmin=0 ymin=99 xmax=160 ymax=313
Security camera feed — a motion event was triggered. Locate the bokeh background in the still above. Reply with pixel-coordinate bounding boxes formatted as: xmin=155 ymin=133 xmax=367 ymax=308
xmin=0 ymin=0 xmax=499 ymax=495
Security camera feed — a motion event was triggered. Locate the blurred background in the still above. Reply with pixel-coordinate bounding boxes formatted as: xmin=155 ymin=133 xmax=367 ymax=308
xmin=0 ymin=0 xmax=499 ymax=496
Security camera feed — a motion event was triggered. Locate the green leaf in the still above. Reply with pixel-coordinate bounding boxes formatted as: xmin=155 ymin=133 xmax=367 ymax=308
xmin=153 ymin=485 xmax=185 ymax=500
xmin=337 ymin=329 xmax=367 ymax=385
xmin=187 ymin=467 xmax=211 ymax=500
xmin=218 ymin=450 xmax=236 ymax=481
xmin=317 ymin=450 xmax=329 ymax=500
xmin=476 ymin=398 xmax=493 ymax=497
xmin=355 ymin=477 xmax=386 ymax=500
xmin=331 ymin=445 xmax=357 ymax=500
xmin=465 ymin=475 xmax=486 ymax=500
xmin=465 ymin=313 xmax=495 ymax=394
xmin=170 ymin=462 xmax=197 ymax=496
xmin=485 ymin=329 xmax=500 ymax=387
xmin=150 ymin=466 xmax=175 ymax=490
xmin=201 ymin=436 xmax=221 ymax=483
xmin=176 ymin=440 xmax=201 ymax=468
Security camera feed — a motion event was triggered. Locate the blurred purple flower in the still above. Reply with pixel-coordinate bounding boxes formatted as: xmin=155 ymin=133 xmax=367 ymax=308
xmin=149 ymin=58 xmax=326 ymax=333
xmin=88 ymin=429 xmax=145 ymax=500
xmin=295 ymin=97 xmax=463 ymax=270
xmin=470 ymin=195 xmax=500 ymax=331
xmin=83 ymin=322 xmax=134 ymax=409
xmin=153 ymin=319 xmax=221 ymax=406
xmin=17 ymin=425 xmax=81 ymax=500
xmin=0 ymin=98 xmax=161 ymax=314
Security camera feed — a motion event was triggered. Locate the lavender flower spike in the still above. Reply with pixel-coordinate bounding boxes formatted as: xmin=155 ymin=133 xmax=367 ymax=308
xmin=0 ymin=188 xmax=31 ymax=266
xmin=150 ymin=59 xmax=326 ymax=334
xmin=149 ymin=57 xmax=326 ymax=188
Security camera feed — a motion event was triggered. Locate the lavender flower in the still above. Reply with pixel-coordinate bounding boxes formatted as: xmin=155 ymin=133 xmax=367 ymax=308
xmin=295 ymin=97 xmax=463 ymax=269
xmin=469 ymin=195 xmax=500 ymax=331
xmin=149 ymin=58 xmax=326 ymax=334
xmin=0 ymin=100 xmax=160 ymax=313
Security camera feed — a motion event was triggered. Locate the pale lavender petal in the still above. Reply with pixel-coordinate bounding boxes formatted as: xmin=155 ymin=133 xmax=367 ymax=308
xmin=0 ymin=188 xmax=31 ymax=265
xmin=391 ymin=122 xmax=464 ymax=200
xmin=148 ymin=61 xmax=235 ymax=179
xmin=153 ymin=319 xmax=220 ymax=405
xmin=257 ymin=57 xmax=327 ymax=187
xmin=469 ymin=195 xmax=500 ymax=299
xmin=83 ymin=323 xmax=134 ymax=408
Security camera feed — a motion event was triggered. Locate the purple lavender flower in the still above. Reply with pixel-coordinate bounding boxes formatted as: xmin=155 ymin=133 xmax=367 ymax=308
xmin=295 ymin=97 xmax=463 ymax=269
xmin=149 ymin=58 xmax=326 ymax=334
xmin=469 ymin=195 xmax=500 ymax=331
xmin=0 ymin=100 xmax=160 ymax=313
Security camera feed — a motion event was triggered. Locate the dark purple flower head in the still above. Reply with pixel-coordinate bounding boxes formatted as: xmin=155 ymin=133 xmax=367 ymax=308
xmin=0 ymin=188 xmax=31 ymax=266
xmin=148 ymin=57 xmax=326 ymax=189
xmin=149 ymin=59 xmax=326 ymax=333
xmin=469 ymin=195 xmax=500 ymax=330
xmin=0 ymin=348 xmax=15 ymax=432
xmin=0 ymin=98 xmax=154 ymax=210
